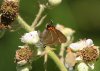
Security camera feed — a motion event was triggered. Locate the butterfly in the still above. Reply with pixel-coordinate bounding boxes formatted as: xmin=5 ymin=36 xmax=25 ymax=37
xmin=40 ymin=21 xmax=67 ymax=46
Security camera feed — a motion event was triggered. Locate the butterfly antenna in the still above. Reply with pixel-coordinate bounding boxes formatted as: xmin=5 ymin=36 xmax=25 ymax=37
xmin=46 ymin=20 xmax=53 ymax=27
xmin=50 ymin=20 xmax=53 ymax=25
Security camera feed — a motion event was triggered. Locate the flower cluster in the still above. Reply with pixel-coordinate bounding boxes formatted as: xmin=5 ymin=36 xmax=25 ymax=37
xmin=15 ymin=46 xmax=33 ymax=66
xmin=48 ymin=0 xmax=62 ymax=6
xmin=0 ymin=0 xmax=98 ymax=71
xmin=65 ymin=39 xmax=99 ymax=71
xmin=15 ymin=30 xmax=41 ymax=71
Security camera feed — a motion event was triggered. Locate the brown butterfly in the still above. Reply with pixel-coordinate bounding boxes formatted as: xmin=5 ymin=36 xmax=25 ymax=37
xmin=40 ymin=21 xmax=67 ymax=46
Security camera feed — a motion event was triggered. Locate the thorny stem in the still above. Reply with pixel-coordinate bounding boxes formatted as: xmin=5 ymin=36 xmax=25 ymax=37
xmin=31 ymin=4 xmax=46 ymax=29
xmin=45 ymin=46 xmax=67 ymax=71
xmin=17 ymin=15 xmax=33 ymax=32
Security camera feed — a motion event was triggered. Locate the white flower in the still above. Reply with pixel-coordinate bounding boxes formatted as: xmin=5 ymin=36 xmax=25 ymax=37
xmin=69 ymin=39 xmax=94 ymax=51
xmin=77 ymin=62 xmax=89 ymax=71
xmin=48 ymin=0 xmax=62 ymax=6
xmin=21 ymin=31 xmax=40 ymax=44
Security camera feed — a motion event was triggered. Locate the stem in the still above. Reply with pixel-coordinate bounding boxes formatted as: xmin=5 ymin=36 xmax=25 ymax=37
xmin=45 ymin=46 xmax=67 ymax=71
xmin=17 ymin=15 xmax=33 ymax=32
xmin=59 ymin=44 xmax=65 ymax=64
xmin=35 ymin=15 xmax=47 ymax=28
xmin=31 ymin=4 xmax=45 ymax=29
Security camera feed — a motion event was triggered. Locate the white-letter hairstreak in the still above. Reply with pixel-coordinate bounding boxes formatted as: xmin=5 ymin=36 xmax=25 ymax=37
xmin=40 ymin=21 xmax=67 ymax=46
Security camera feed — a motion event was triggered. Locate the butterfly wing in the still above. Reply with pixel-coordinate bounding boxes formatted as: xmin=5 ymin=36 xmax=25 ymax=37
xmin=40 ymin=29 xmax=58 ymax=45
xmin=54 ymin=30 xmax=67 ymax=44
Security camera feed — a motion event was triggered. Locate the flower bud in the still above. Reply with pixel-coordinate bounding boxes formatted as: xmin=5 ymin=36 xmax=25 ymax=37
xmin=16 ymin=66 xmax=31 ymax=71
xmin=86 ymin=39 xmax=94 ymax=46
xmin=48 ymin=0 xmax=62 ymax=6
xmin=20 ymin=67 xmax=29 ymax=71
xmin=77 ymin=62 xmax=89 ymax=71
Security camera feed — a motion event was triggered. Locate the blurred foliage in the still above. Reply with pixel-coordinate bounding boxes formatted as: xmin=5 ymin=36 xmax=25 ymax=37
xmin=0 ymin=0 xmax=100 ymax=71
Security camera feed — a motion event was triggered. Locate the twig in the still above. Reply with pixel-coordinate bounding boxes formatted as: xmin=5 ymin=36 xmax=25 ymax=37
xmin=31 ymin=4 xmax=46 ymax=29
xmin=17 ymin=15 xmax=33 ymax=32
xmin=59 ymin=44 xmax=65 ymax=64
xmin=35 ymin=15 xmax=47 ymax=28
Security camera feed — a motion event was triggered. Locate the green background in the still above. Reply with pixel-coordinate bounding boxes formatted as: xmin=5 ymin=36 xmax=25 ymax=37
xmin=0 ymin=0 xmax=100 ymax=71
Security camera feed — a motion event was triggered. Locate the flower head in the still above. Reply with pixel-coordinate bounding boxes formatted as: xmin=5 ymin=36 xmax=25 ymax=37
xmin=68 ymin=39 xmax=99 ymax=62
xmin=15 ymin=46 xmax=33 ymax=62
xmin=21 ymin=31 xmax=40 ymax=44
xmin=0 ymin=0 xmax=19 ymax=29
xmin=66 ymin=39 xmax=100 ymax=71
xmin=80 ymin=46 xmax=99 ymax=62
